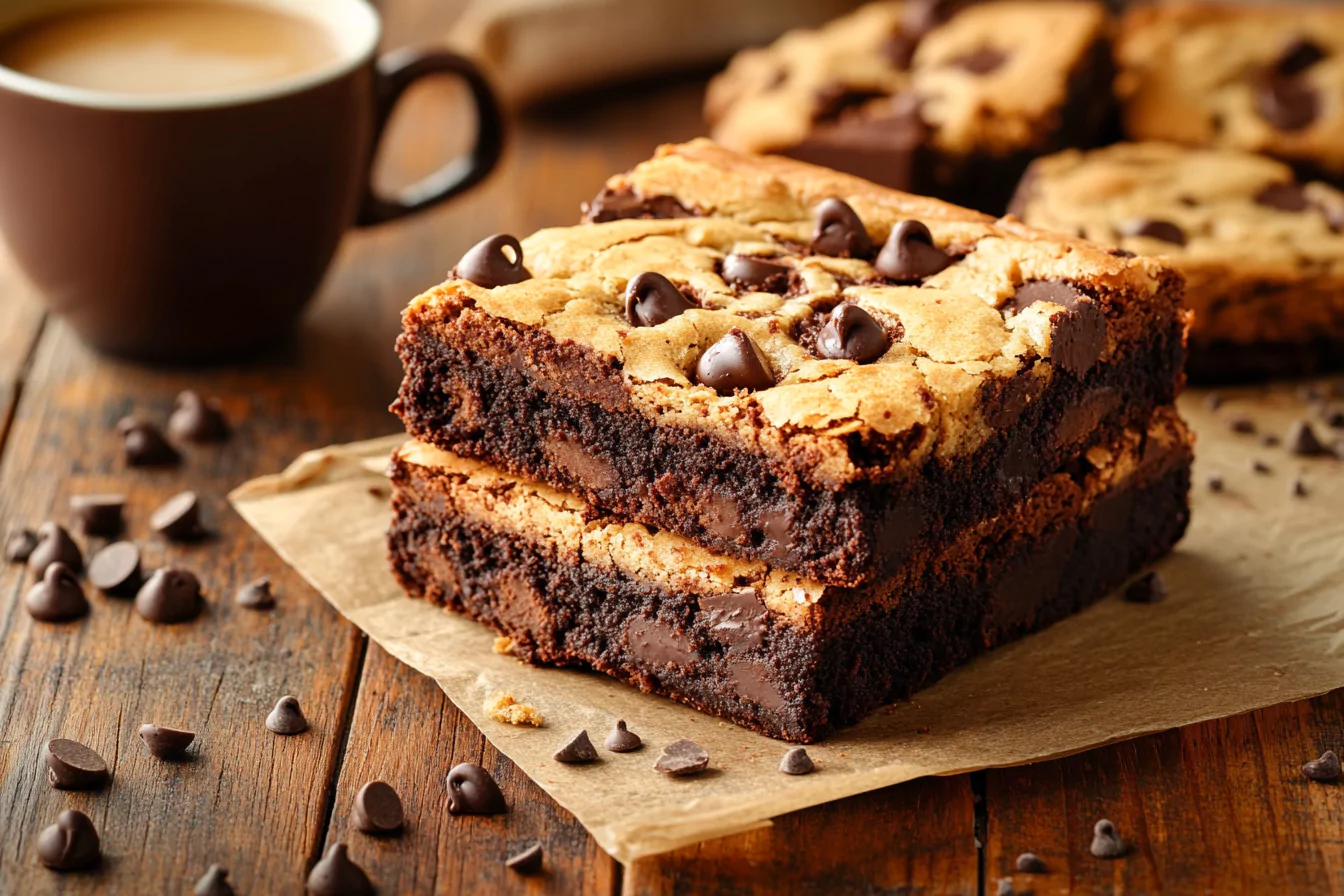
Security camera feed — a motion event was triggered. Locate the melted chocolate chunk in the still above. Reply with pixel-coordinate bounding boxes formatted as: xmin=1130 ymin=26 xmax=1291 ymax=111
xmin=953 ymin=47 xmax=1008 ymax=75
xmin=1012 ymin=281 xmax=1106 ymax=376
xmin=138 ymin=724 xmax=195 ymax=759
xmin=446 ymin=762 xmax=507 ymax=815
xmin=305 ymin=843 xmax=374 ymax=896
xmin=625 ymin=272 xmax=694 ymax=327
xmin=699 ymin=590 xmax=768 ymax=651
xmin=1254 ymin=73 xmax=1320 ymax=131
xmin=695 ymin=329 xmax=775 ymax=394
xmin=453 ymin=234 xmax=532 ymax=289
xmin=1276 ymin=37 xmax=1327 ymax=76
xmin=875 ymin=219 xmax=952 ymax=281
xmin=1255 ymin=182 xmax=1311 ymax=212
xmin=584 ymin=187 xmax=692 ymax=223
xmin=721 ymin=255 xmax=791 ymax=294
xmin=37 ymin=810 xmax=100 ymax=871
xmin=352 ymin=781 xmax=405 ymax=834
xmin=815 ymin=304 xmax=889 ymax=364
xmin=1119 ymin=218 xmax=1186 ymax=246
xmin=45 ymin=738 xmax=109 ymax=790
xmin=26 ymin=563 xmax=89 ymax=623
xmin=810 ymin=197 xmax=874 ymax=258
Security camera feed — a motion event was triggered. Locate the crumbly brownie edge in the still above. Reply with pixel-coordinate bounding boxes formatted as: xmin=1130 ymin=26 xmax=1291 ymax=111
xmin=387 ymin=439 xmax=1193 ymax=743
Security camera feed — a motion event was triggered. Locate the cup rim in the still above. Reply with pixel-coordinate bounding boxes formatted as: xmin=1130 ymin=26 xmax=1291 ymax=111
xmin=0 ymin=0 xmax=381 ymax=111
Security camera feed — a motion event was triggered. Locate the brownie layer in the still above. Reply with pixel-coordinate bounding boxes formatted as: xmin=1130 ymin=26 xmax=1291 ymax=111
xmin=388 ymin=418 xmax=1193 ymax=743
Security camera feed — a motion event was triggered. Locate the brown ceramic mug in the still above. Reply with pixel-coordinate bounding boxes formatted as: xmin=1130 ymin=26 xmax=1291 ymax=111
xmin=0 ymin=0 xmax=502 ymax=362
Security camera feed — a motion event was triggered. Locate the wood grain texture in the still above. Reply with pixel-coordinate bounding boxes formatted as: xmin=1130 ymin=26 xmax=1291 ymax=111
xmin=0 ymin=245 xmax=46 ymax=442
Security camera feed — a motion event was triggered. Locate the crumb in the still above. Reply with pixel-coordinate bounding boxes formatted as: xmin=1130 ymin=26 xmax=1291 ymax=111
xmin=484 ymin=691 xmax=544 ymax=727
xmin=492 ymin=636 xmax=515 ymax=655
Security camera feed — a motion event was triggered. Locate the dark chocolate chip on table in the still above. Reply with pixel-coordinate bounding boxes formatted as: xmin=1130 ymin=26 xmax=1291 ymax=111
xmin=150 ymin=490 xmax=205 ymax=541
xmin=1302 ymin=750 xmax=1341 ymax=781
xmin=1288 ymin=420 xmax=1332 ymax=457
xmin=1119 ymin=218 xmax=1186 ymax=246
xmin=70 ymin=494 xmax=125 ymax=538
xmin=1254 ymin=72 xmax=1320 ymax=132
xmin=353 ymin=780 xmax=404 ymax=835
xmin=695 ymin=329 xmax=775 ymax=394
xmin=139 ymin=723 xmax=195 ymax=759
xmin=306 ymin=842 xmax=375 ymax=896
xmin=266 ymin=695 xmax=308 ymax=735
xmin=1015 ymin=852 xmax=1046 ymax=873
xmin=875 ymin=219 xmax=952 ymax=282
xmin=721 ymin=254 xmax=791 ymax=294
xmin=194 ymin=864 xmax=235 ymax=896
xmin=27 ymin=521 xmax=83 ymax=576
xmin=45 ymin=738 xmax=109 ymax=790
xmin=1123 ymin=571 xmax=1167 ymax=604
xmin=118 ymin=417 xmax=181 ymax=467
xmin=5 ymin=527 xmax=38 ymax=563
xmin=605 ymin=719 xmax=643 ymax=753
xmin=653 ymin=739 xmax=709 ymax=777
xmin=779 ymin=747 xmax=815 ymax=775
xmin=135 ymin=568 xmax=202 ymax=624
xmin=88 ymin=541 xmax=143 ymax=595
xmin=446 ymin=762 xmax=507 ymax=815
xmin=816 ymin=304 xmax=889 ymax=363
xmin=236 ymin=577 xmax=275 ymax=610
xmin=505 ymin=843 xmax=544 ymax=875
xmin=624 ymin=272 xmax=694 ymax=327
xmin=453 ymin=234 xmax=532 ymax=289
xmin=810 ymin=197 xmax=874 ymax=258
xmin=554 ymin=730 xmax=599 ymax=764
xmin=26 ymin=563 xmax=89 ymax=623
xmin=1089 ymin=819 xmax=1126 ymax=859
xmin=169 ymin=390 xmax=230 ymax=443
xmin=37 ymin=809 xmax=100 ymax=871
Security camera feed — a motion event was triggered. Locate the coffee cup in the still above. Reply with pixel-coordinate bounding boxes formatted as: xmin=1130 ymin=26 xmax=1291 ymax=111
xmin=0 ymin=0 xmax=503 ymax=362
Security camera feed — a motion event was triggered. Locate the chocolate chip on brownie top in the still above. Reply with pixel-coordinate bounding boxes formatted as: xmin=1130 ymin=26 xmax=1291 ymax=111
xmin=705 ymin=1 xmax=1108 ymax=158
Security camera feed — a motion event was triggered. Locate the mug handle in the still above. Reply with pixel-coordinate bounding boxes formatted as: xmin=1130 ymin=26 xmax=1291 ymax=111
xmin=356 ymin=47 xmax=504 ymax=227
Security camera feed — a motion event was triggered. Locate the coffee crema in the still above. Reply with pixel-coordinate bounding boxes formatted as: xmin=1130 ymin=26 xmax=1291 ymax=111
xmin=0 ymin=2 xmax=339 ymax=96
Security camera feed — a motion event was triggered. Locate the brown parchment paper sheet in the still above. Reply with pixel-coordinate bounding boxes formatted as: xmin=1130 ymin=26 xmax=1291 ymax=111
xmin=230 ymin=387 xmax=1344 ymax=864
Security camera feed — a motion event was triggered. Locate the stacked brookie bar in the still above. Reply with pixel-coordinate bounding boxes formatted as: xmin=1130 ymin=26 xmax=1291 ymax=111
xmin=389 ymin=140 xmax=1194 ymax=743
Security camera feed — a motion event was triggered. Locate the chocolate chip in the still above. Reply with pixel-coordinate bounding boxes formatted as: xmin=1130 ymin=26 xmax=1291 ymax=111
xmin=1228 ymin=415 xmax=1256 ymax=434
xmin=119 ymin=417 xmax=181 ymax=467
xmin=701 ymin=590 xmax=769 ymax=651
xmin=1322 ymin=405 xmax=1344 ymax=428
xmin=1108 ymin=248 xmax=1137 ymax=258
xmin=138 ymin=723 xmax=195 ymax=759
xmin=266 ymin=695 xmax=308 ymax=735
xmin=1123 ymin=571 xmax=1167 ymax=604
xmin=880 ymin=31 xmax=918 ymax=69
xmin=1204 ymin=393 xmax=1224 ymax=411
xmin=953 ymin=46 xmax=1008 ymax=75
xmin=1010 ymin=280 xmax=1083 ymax=313
xmin=45 ymin=738 xmax=109 ymax=790
xmin=695 ymin=329 xmax=775 ymax=394
xmin=446 ymin=762 xmax=507 ymax=815
xmin=352 ymin=781 xmax=404 ymax=834
xmin=605 ymin=719 xmax=643 ymax=753
xmin=816 ymin=304 xmax=889 ymax=363
xmin=554 ymin=730 xmax=599 ymax=764
xmin=1049 ymin=302 xmax=1106 ymax=377
xmin=1089 ymin=819 xmax=1126 ymax=859
xmin=70 ymin=494 xmax=125 ymax=538
xmin=779 ymin=747 xmax=815 ymax=775
xmin=306 ymin=843 xmax=374 ymax=896
xmin=1207 ymin=473 xmax=1225 ymax=492
xmin=1292 ymin=478 xmax=1309 ymax=498
xmin=1252 ymin=459 xmax=1272 ymax=474
xmin=88 ymin=541 xmax=143 ymax=595
xmin=26 ymin=563 xmax=89 ymax=623
xmin=1119 ymin=219 xmax=1186 ymax=246
xmin=505 ymin=843 xmax=544 ymax=875
xmin=235 ymin=577 xmax=275 ymax=610
xmin=150 ymin=491 xmax=205 ymax=541
xmin=1302 ymin=750 xmax=1341 ymax=781
xmin=27 ymin=521 xmax=83 ymax=577
xmin=1262 ymin=434 xmax=1281 ymax=447
xmin=1015 ymin=852 xmax=1046 ymax=873
xmin=1255 ymin=182 xmax=1311 ymax=212
xmin=36 ymin=809 xmax=100 ymax=871
xmin=1276 ymin=37 xmax=1327 ymax=76
xmin=721 ymin=255 xmax=791 ymax=294
xmin=653 ymin=739 xmax=709 ymax=776
xmin=169 ymin=390 xmax=230 ymax=443
xmin=810 ymin=198 xmax=873 ymax=258
xmin=1254 ymin=73 xmax=1320 ymax=131
xmin=453 ymin=234 xmax=531 ymax=289
xmin=624 ymin=272 xmax=694 ymax=327
xmin=875 ymin=219 xmax=952 ymax=281
xmin=5 ymin=527 xmax=37 ymax=562
xmin=583 ymin=187 xmax=692 ymax=223
xmin=135 ymin=568 xmax=202 ymax=624
xmin=194 ymin=864 xmax=235 ymax=896
xmin=1288 ymin=420 xmax=1333 ymax=457
xmin=995 ymin=880 xmax=1015 ymax=896
xmin=812 ymin=85 xmax=888 ymax=122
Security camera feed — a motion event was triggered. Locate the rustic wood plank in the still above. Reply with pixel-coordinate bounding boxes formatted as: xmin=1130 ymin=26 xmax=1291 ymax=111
xmin=983 ymin=689 xmax=1344 ymax=896
xmin=0 ymin=245 xmax=48 ymax=446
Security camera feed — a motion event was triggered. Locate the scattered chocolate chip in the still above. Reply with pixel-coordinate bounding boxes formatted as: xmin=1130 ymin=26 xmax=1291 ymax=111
xmin=45 ymin=738 xmax=109 ymax=790
xmin=138 ymin=724 xmax=195 ymax=759
xmin=150 ymin=491 xmax=204 ymax=541
xmin=1276 ymin=36 xmax=1327 ymax=76
xmin=452 ymin=234 xmax=531 ymax=289
xmin=119 ymin=417 xmax=181 ymax=467
xmin=816 ymin=303 xmax=889 ymax=363
xmin=695 ymin=329 xmax=775 ymax=394
xmin=1262 ymin=434 xmax=1282 ymax=447
xmin=306 ymin=842 xmax=374 ymax=896
xmin=36 ymin=809 xmax=100 ymax=871
xmin=506 ymin=843 xmax=544 ymax=875
xmin=88 ymin=541 xmax=143 ymax=595
xmin=624 ymin=272 xmax=694 ymax=327
xmin=235 ymin=577 xmax=275 ymax=610
xmin=1302 ymin=750 xmax=1341 ymax=781
xmin=1255 ymin=182 xmax=1311 ymax=212
xmin=810 ymin=198 xmax=873 ymax=258
xmin=1123 ymin=571 xmax=1167 ymax=604
xmin=779 ymin=747 xmax=815 ymax=775
xmin=446 ymin=762 xmax=507 ymax=815
xmin=1254 ymin=72 xmax=1320 ymax=132
xmin=1252 ymin=459 xmax=1272 ymax=474
xmin=352 ymin=781 xmax=404 ymax=835
xmin=554 ymin=730 xmax=599 ymax=764
xmin=1015 ymin=852 xmax=1046 ymax=873
xmin=169 ymin=391 xmax=230 ymax=443
xmin=583 ymin=188 xmax=692 ymax=223
xmin=953 ymin=46 xmax=1008 ymax=75
xmin=721 ymin=254 xmax=791 ymax=294
xmin=1089 ymin=819 xmax=1126 ymax=859
xmin=875 ymin=219 xmax=952 ymax=281
xmin=605 ymin=719 xmax=643 ymax=753
xmin=194 ymin=864 xmax=235 ymax=896
xmin=1119 ymin=218 xmax=1186 ymax=246
xmin=1288 ymin=420 xmax=1333 ymax=457
xmin=70 ymin=494 xmax=125 ymax=538
xmin=995 ymin=880 xmax=1015 ymax=896
xmin=266 ymin=695 xmax=308 ymax=735
xmin=1207 ymin=473 xmax=1225 ymax=492
xmin=1228 ymin=415 xmax=1256 ymax=434
xmin=1204 ymin=393 xmax=1224 ymax=411
xmin=1292 ymin=478 xmax=1309 ymax=498
xmin=653 ymin=739 xmax=709 ymax=776
xmin=27 ymin=522 xmax=83 ymax=577
xmin=25 ymin=563 xmax=89 ymax=622
xmin=5 ymin=527 xmax=37 ymax=562
xmin=135 ymin=568 xmax=202 ymax=624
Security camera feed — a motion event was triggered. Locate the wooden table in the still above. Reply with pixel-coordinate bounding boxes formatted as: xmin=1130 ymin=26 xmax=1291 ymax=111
xmin=1 ymin=4 xmax=1341 ymax=893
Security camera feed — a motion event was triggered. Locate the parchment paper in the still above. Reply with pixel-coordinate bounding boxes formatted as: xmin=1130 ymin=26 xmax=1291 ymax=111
xmin=230 ymin=387 xmax=1344 ymax=864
